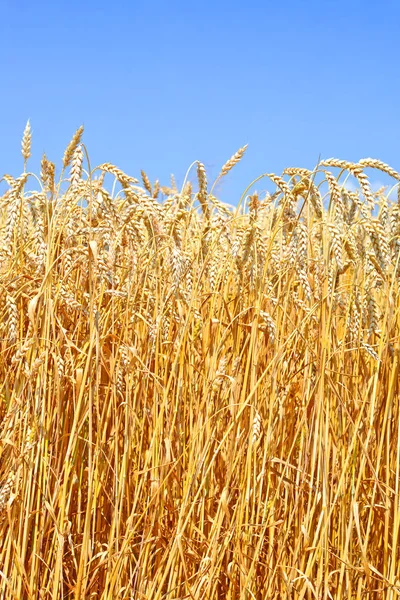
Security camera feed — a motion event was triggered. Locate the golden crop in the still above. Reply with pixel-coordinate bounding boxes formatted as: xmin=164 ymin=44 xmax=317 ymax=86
xmin=0 ymin=125 xmax=399 ymax=598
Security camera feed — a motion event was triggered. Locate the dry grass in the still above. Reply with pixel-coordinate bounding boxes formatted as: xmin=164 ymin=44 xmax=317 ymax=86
xmin=0 ymin=127 xmax=400 ymax=599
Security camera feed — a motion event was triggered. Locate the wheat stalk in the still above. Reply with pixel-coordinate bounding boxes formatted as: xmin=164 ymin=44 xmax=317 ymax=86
xmin=21 ymin=120 xmax=32 ymax=168
xmin=220 ymin=144 xmax=248 ymax=177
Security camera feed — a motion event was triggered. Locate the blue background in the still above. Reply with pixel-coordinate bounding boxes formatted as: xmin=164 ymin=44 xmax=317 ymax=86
xmin=1 ymin=0 xmax=399 ymax=201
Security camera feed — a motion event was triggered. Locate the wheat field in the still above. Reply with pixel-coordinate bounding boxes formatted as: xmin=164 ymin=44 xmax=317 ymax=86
xmin=0 ymin=124 xmax=399 ymax=599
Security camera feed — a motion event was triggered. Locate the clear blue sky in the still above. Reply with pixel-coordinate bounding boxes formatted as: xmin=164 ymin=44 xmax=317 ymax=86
xmin=1 ymin=0 xmax=399 ymax=202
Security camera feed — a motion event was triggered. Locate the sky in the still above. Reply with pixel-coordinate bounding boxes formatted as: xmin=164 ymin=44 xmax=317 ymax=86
xmin=1 ymin=0 xmax=400 ymax=203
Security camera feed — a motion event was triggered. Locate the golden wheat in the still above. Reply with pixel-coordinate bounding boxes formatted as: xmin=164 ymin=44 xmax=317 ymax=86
xmin=21 ymin=119 xmax=32 ymax=167
xmin=220 ymin=143 xmax=248 ymax=177
xmin=62 ymin=125 xmax=84 ymax=169
xmin=0 ymin=130 xmax=399 ymax=599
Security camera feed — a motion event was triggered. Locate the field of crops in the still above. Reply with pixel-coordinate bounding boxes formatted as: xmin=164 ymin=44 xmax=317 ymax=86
xmin=0 ymin=124 xmax=399 ymax=599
